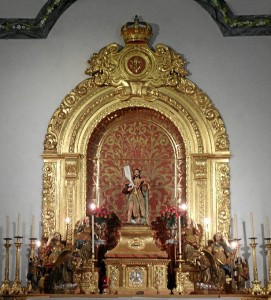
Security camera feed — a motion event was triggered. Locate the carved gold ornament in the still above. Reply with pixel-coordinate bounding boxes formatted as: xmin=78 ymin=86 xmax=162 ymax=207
xmin=128 ymin=238 xmax=145 ymax=251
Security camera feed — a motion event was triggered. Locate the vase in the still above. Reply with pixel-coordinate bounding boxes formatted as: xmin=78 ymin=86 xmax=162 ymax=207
xmin=167 ymin=224 xmax=178 ymax=240
xmin=95 ymin=221 xmax=107 ymax=241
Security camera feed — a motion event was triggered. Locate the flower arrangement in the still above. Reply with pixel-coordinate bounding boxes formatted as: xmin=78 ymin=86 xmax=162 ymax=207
xmin=161 ymin=205 xmax=185 ymax=228
xmin=94 ymin=206 xmax=109 ymax=224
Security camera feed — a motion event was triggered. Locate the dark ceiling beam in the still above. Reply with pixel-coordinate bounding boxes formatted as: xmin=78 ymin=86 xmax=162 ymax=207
xmin=0 ymin=0 xmax=270 ymax=39
xmin=0 ymin=0 xmax=77 ymax=39
xmin=195 ymin=0 xmax=271 ymax=36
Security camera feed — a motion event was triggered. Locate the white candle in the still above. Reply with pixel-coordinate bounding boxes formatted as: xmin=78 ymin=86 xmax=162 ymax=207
xmin=204 ymin=218 xmax=210 ymax=240
xmin=17 ymin=213 xmax=21 ymax=236
xmin=65 ymin=217 xmax=71 ymax=243
xmin=6 ymin=216 xmax=10 ymax=237
xmin=266 ymin=216 xmax=270 ymax=238
xmin=178 ymin=214 xmax=181 ymax=256
xmin=91 ymin=214 xmax=95 ymax=255
xmin=31 ymin=215 xmax=35 ymax=238
xmin=234 ymin=214 xmax=238 ymax=239
xmin=250 ymin=212 xmax=255 ymax=237
xmin=89 ymin=202 xmax=96 ymax=257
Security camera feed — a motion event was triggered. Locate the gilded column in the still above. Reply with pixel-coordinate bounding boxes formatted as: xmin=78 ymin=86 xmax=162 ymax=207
xmin=193 ymin=158 xmax=207 ymax=243
xmin=42 ymin=161 xmax=57 ymax=237
xmin=65 ymin=155 xmax=80 ymax=245
xmin=215 ymin=162 xmax=230 ymax=238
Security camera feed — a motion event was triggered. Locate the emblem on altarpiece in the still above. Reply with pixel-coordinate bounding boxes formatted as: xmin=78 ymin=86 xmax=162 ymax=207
xmin=85 ymin=16 xmax=188 ymax=101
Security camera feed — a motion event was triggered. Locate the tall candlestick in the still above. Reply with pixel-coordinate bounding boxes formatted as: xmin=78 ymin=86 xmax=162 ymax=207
xmin=6 ymin=215 xmax=10 ymax=238
xmin=16 ymin=213 xmax=21 ymax=236
xmin=266 ymin=216 xmax=270 ymax=238
xmin=31 ymin=215 xmax=35 ymax=238
xmin=250 ymin=212 xmax=255 ymax=237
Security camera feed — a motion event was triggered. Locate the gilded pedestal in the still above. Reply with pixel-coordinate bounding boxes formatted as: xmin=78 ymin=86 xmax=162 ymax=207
xmin=104 ymin=224 xmax=170 ymax=295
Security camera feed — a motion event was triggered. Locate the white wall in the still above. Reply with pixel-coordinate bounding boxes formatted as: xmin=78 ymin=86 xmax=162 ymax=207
xmin=0 ymin=0 xmax=271 ymax=285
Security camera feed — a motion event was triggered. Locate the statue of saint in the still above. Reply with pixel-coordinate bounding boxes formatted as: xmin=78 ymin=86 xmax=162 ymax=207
xmin=45 ymin=232 xmax=65 ymax=265
xmin=122 ymin=166 xmax=149 ymax=224
xmin=211 ymin=232 xmax=233 ymax=276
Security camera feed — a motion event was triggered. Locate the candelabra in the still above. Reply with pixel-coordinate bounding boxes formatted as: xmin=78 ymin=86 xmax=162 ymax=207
xmin=174 ymin=253 xmax=184 ymax=294
xmin=249 ymin=237 xmax=264 ymax=295
xmin=11 ymin=236 xmax=24 ymax=294
xmin=0 ymin=238 xmax=12 ymax=294
xmin=264 ymin=238 xmax=271 ymax=294
xmin=174 ymin=253 xmax=194 ymax=295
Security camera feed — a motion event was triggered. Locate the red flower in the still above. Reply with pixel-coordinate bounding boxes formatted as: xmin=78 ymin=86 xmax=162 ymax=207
xmin=94 ymin=206 xmax=109 ymax=224
xmin=161 ymin=205 xmax=184 ymax=227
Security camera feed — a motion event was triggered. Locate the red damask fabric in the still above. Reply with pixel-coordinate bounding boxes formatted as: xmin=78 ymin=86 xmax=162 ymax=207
xmin=87 ymin=108 xmax=186 ymax=223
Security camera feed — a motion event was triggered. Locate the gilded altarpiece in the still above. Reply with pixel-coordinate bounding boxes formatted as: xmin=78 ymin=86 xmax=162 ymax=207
xmin=42 ymin=17 xmax=231 ymax=244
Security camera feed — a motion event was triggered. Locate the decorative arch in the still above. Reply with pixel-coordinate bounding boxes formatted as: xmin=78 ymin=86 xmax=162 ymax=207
xmin=42 ymin=17 xmax=230 ymax=244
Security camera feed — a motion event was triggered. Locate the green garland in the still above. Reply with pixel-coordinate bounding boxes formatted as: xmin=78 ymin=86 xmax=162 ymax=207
xmin=210 ymin=0 xmax=271 ymax=28
xmin=0 ymin=0 xmax=271 ymax=38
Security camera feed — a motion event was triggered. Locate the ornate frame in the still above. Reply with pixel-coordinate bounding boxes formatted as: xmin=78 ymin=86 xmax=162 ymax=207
xmin=42 ymin=17 xmax=230 ymax=243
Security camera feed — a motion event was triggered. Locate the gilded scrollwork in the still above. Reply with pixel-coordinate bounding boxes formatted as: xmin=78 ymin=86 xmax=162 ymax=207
xmin=176 ymin=78 xmax=229 ymax=152
xmin=44 ymin=79 xmax=99 ymax=151
xmin=85 ymin=43 xmax=187 ymax=89
xmin=153 ymin=265 xmax=166 ymax=289
xmin=85 ymin=18 xmax=188 ymax=88
xmin=128 ymin=238 xmax=145 ymax=251
xmin=155 ymin=44 xmax=188 ymax=85
xmin=196 ymin=180 xmax=207 ymax=231
xmin=192 ymin=158 xmax=208 ymax=238
xmin=216 ymin=162 xmax=230 ymax=237
xmin=44 ymin=133 xmax=57 ymax=150
xmin=86 ymin=43 xmax=119 ymax=86
xmin=108 ymin=266 xmax=119 ymax=290
xmin=194 ymin=159 xmax=207 ymax=180
xmin=42 ymin=162 xmax=57 ymax=237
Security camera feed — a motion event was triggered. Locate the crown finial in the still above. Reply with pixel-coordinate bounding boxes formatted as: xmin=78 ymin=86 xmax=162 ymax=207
xmin=121 ymin=15 xmax=152 ymax=44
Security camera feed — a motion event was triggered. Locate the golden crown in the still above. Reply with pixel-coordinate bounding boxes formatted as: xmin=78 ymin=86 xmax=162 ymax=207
xmin=121 ymin=15 xmax=153 ymax=44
